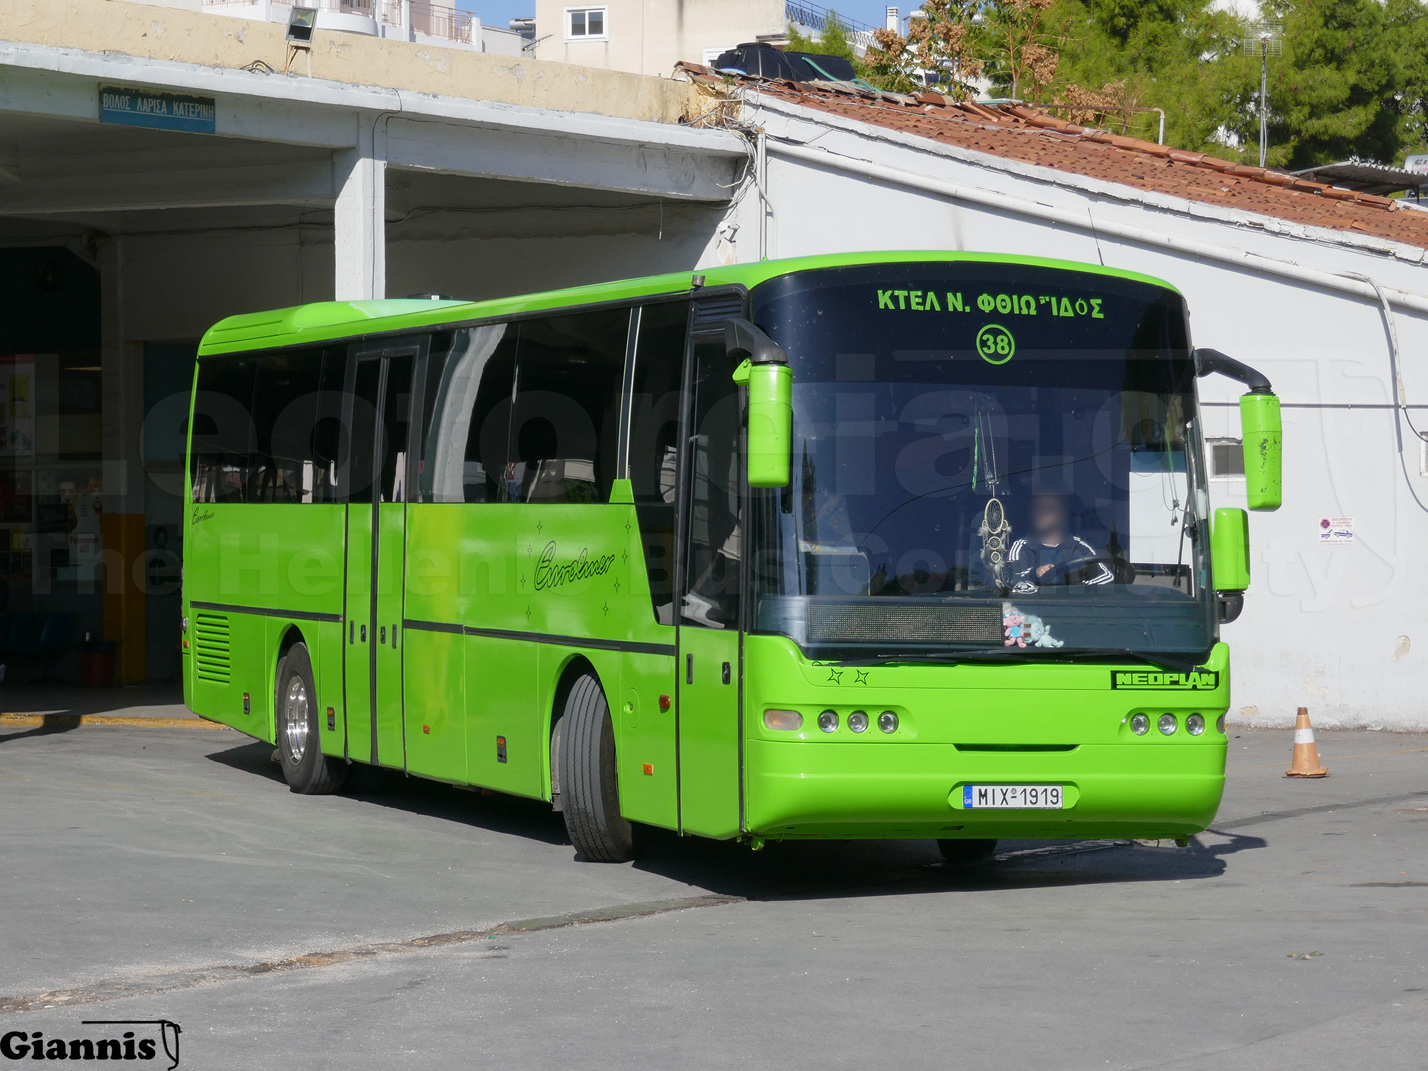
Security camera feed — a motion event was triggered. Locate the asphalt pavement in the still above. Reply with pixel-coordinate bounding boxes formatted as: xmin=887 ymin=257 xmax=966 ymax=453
xmin=1 ymin=715 xmax=1425 ymax=1070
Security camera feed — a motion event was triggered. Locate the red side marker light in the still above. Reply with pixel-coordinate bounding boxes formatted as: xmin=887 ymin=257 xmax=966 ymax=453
xmin=658 ymin=694 xmax=671 ymax=712
xmin=422 ymin=724 xmax=431 ymax=735
xmin=642 ymin=763 xmax=654 ymax=775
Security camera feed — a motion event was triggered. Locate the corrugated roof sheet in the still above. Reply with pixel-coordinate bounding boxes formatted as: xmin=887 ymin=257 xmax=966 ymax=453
xmin=677 ymin=62 xmax=1428 ymax=251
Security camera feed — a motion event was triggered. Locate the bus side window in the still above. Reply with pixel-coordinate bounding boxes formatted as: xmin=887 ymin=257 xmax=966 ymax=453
xmin=251 ymin=347 xmax=340 ymax=503
xmin=419 ymin=324 xmax=517 ymax=503
xmin=507 ymin=308 xmax=628 ymax=504
xmin=190 ymin=356 xmax=257 ymax=504
xmin=627 ymin=301 xmax=689 ymax=624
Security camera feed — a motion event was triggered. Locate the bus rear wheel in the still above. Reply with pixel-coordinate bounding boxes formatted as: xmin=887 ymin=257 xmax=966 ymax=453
xmin=275 ymin=643 xmax=346 ymax=795
xmin=938 ymin=838 xmax=998 ymax=865
xmin=558 ymin=674 xmax=635 ymax=862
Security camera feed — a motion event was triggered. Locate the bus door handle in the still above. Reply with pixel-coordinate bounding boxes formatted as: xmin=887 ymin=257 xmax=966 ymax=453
xmin=391 ymin=624 xmax=398 ymax=649
xmin=380 ymin=626 xmax=386 ymax=645
xmin=686 ymin=654 xmax=693 ymax=685
xmin=349 ymin=621 xmax=355 ymax=644
xmin=360 ymin=624 xmax=366 ymax=643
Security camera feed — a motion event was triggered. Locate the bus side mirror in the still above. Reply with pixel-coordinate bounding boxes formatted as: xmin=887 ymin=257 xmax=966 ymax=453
xmin=1195 ymin=348 xmax=1282 ymax=512
xmin=1239 ymin=392 xmax=1282 ymax=512
xmin=1211 ymin=506 xmax=1249 ymax=622
xmin=719 ymin=319 xmax=792 ymax=489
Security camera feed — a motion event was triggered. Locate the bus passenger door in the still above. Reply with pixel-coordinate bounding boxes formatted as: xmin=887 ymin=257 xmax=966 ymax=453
xmin=342 ymin=343 xmax=418 ymax=769
xmin=676 ymin=326 xmax=744 ymax=839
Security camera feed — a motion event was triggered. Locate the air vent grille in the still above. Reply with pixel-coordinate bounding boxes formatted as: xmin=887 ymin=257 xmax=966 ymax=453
xmin=194 ymin=612 xmax=232 ymax=684
xmin=692 ymin=293 xmax=746 ymax=324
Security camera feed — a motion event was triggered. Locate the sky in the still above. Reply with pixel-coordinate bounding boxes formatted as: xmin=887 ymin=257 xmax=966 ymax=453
xmin=465 ymin=2 xmax=899 ymax=35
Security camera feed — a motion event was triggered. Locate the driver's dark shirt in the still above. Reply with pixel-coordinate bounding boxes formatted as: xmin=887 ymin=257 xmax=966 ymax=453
xmin=1009 ymin=535 xmax=1113 ymax=587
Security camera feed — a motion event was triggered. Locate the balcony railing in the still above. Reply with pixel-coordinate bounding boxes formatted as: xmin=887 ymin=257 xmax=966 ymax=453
xmin=785 ymin=0 xmax=879 ymax=52
xmin=203 ymin=0 xmax=473 ymax=45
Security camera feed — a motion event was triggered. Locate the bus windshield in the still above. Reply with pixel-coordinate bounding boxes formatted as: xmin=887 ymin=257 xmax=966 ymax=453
xmin=749 ymin=262 xmax=1215 ymax=661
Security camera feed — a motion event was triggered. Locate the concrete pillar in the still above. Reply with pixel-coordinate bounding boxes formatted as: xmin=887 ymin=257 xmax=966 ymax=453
xmin=99 ymin=236 xmax=146 ymax=684
xmin=401 ymin=0 xmax=412 ymax=40
xmin=333 ymin=118 xmax=386 ymax=301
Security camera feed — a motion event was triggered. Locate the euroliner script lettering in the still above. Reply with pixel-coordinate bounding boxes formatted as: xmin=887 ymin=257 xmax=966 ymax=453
xmin=1109 ymin=670 xmax=1219 ymax=690
xmin=533 ymin=541 xmax=615 ymax=592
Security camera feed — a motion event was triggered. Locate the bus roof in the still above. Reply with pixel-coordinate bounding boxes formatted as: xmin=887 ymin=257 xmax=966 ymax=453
xmin=197 ymin=251 xmax=1184 ymax=356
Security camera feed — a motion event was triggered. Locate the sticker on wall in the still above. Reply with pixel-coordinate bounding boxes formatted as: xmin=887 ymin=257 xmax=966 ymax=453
xmin=1318 ymin=516 xmax=1354 ymax=545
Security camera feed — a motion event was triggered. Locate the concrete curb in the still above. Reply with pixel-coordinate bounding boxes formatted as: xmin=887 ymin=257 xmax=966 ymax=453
xmin=0 ymin=713 xmax=232 ymax=730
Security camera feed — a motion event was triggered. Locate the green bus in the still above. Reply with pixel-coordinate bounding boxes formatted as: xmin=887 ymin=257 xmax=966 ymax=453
xmin=183 ymin=252 xmax=1281 ymax=862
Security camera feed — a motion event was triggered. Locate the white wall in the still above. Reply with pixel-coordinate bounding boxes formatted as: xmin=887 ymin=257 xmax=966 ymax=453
xmin=532 ymin=0 xmax=783 ymax=75
xmin=713 ymin=93 xmax=1428 ymax=730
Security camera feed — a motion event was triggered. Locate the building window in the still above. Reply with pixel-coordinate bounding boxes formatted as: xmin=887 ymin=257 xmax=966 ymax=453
xmin=565 ymin=6 xmax=607 ymax=40
xmin=1208 ymin=438 xmax=1245 ymax=479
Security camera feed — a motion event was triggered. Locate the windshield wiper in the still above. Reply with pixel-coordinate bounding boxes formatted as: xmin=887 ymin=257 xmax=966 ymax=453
xmin=835 ymin=647 xmax=1204 ymax=674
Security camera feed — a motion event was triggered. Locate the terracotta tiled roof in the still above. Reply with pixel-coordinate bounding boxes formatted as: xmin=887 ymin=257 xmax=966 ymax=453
xmin=676 ymin=62 xmax=1428 ymax=251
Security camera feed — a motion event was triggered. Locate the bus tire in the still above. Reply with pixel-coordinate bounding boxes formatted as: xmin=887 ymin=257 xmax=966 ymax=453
xmin=558 ymin=674 xmax=635 ymax=862
xmin=275 ymin=643 xmax=346 ymax=796
xmin=938 ymin=838 xmax=997 ymax=865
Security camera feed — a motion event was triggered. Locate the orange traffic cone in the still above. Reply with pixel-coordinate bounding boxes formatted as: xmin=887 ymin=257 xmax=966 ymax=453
xmin=1286 ymin=707 xmax=1328 ymax=778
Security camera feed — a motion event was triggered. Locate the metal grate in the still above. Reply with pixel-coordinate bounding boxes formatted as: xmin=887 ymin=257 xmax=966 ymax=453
xmin=692 ymin=294 xmax=746 ymax=325
xmin=194 ymin=612 xmax=232 ymax=685
xmin=807 ymin=602 xmax=1004 ymax=645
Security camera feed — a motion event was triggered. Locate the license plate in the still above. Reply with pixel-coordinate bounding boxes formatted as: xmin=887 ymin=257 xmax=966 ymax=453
xmin=963 ymin=784 xmax=1063 ymax=809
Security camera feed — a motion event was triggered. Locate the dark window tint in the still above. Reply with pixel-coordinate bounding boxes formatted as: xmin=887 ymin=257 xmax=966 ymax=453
xmin=506 ymin=309 xmax=628 ymax=504
xmin=628 ymin=301 xmax=688 ymax=623
xmin=1209 ymin=440 xmax=1245 ymax=477
xmin=191 ymin=356 xmax=257 ymax=503
xmin=347 ymin=351 xmax=416 ymax=504
xmin=419 ymin=325 xmax=518 ymax=503
xmin=250 ymin=347 xmax=344 ymax=503
xmin=681 ymin=326 xmax=743 ymax=629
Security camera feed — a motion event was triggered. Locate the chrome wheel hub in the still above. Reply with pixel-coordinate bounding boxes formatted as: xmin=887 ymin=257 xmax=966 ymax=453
xmin=284 ymin=675 xmax=310 ymax=763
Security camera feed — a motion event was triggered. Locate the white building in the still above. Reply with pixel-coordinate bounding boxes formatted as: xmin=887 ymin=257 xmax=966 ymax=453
xmin=530 ymin=0 xmax=785 ymax=74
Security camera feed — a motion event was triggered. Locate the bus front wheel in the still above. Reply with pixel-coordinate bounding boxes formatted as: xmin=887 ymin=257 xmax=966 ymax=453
xmin=558 ymin=674 xmax=635 ymax=862
xmin=275 ymin=643 xmax=346 ymax=795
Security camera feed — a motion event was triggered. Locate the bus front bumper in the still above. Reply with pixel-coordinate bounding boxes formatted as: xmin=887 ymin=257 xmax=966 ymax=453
xmin=744 ymin=739 xmax=1226 ymax=841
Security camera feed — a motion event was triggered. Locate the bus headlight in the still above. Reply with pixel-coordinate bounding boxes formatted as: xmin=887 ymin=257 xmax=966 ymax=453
xmin=1130 ymin=713 xmax=1150 ymax=735
xmin=1186 ymin=713 xmax=1205 ymax=736
xmin=817 ymin=710 xmax=838 ymax=733
xmin=1216 ymin=713 xmax=1227 ymax=734
xmin=847 ymin=711 xmax=869 ymax=733
xmin=763 ymin=709 xmax=802 ymax=731
xmin=1158 ymin=713 xmax=1177 ymax=736
xmin=878 ymin=711 xmax=899 ymax=733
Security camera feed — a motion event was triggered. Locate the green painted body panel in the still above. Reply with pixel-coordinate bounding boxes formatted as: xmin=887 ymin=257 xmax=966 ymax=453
xmin=1239 ymin=392 xmax=1283 ymax=511
xmin=677 ymin=627 xmax=743 ymax=838
xmin=183 ymin=252 xmax=1245 ymax=846
xmin=741 ymin=636 xmax=1230 ymax=839
xmin=184 ymin=503 xmax=346 ymax=743
xmin=1211 ymin=507 xmax=1251 ymax=592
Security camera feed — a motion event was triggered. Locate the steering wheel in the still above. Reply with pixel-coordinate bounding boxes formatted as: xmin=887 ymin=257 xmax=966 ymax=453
xmin=1037 ymin=554 xmax=1126 ymax=586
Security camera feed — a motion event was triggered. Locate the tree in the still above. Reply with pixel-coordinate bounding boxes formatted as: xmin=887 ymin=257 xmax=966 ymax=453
xmin=865 ymin=1 xmax=984 ymax=99
xmin=787 ymin=11 xmax=862 ymax=69
xmin=981 ymin=0 xmax=1062 ymax=103
xmin=1235 ymin=0 xmax=1404 ymax=168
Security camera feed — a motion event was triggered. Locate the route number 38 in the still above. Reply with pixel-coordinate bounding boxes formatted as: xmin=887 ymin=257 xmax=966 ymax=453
xmin=976 ymin=323 xmax=1016 ymax=364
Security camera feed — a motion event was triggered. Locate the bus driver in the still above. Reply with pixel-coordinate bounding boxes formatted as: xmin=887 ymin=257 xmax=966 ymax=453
xmin=1009 ymin=493 xmax=1114 ymax=591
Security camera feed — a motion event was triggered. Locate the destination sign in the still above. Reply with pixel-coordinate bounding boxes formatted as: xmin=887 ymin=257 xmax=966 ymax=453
xmin=100 ymin=85 xmax=217 ymax=134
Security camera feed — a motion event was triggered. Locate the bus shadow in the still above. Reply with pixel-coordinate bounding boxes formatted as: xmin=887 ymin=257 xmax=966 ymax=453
xmin=204 ymin=739 xmax=570 ymax=846
xmin=203 ymin=739 xmax=1267 ymax=895
xmin=629 ymin=829 xmax=1268 ymax=900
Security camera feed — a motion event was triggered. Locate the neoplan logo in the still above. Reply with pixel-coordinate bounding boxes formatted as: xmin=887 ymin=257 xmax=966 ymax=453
xmin=1110 ymin=670 xmax=1219 ymax=690
xmin=2 ymin=1021 xmax=181 ymax=1068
